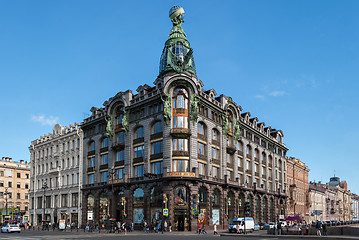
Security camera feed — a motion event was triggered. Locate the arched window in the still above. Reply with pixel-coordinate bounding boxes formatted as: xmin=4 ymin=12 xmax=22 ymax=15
xmin=133 ymin=188 xmax=144 ymax=224
xmin=198 ymin=122 xmax=206 ymax=136
xmin=135 ymin=127 xmax=144 ymax=139
xmin=254 ymin=149 xmax=259 ymax=159
xmin=237 ymin=141 xmax=243 ymax=151
xmin=101 ymin=137 xmax=108 ymax=148
xmin=261 ymin=152 xmax=266 ymax=162
xmin=174 ymin=186 xmax=187 ymax=205
xmin=115 ymin=106 xmax=124 ymax=127
xmin=116 ymin=131 xmax=125 ymax=144
xmin=255 ymin=195 xmax=261 ymax=222
xmin=246 ymin=145 xmax=251 ymax=156
xmin=228 ymin=111 xmax=233 ymax=135
xmin=212 ymin=129 xmax=220 ymax=141
xmin=151 ymin=121 xmax=163 ymax=134
xmin=88 ymin=141 xmax=95 ymax=151
xmin=172 ymin=87 xmax=189 ymax=129
xmin=199 ymin=187 xmax=207 ymax=203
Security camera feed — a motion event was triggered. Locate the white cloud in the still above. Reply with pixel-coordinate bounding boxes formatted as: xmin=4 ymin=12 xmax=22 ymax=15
xmin=31 ymin=114 xmax=59 ymax=126
xmin=269 ymin=91 xmax=287 ymax=97
xmin=254 ymin=94 xmax=265 ymax=99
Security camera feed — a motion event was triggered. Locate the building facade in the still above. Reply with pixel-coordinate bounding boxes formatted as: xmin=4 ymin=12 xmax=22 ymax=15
xmin=325 ymin=184 xmax=338 ymax=221
xmin=0 ymin=157 xmax=30 ymax=223
xmin=29 ymin=123 xmax=83 ymax=226
xmin=286 ymin=157 xmax=309 ymax=222
xmin=352 ymin=194 xmax=359 ymax=221
xmin=81 ymin=6 xmax=287 ymax=230
xmin=308 ymin=182 xmax=326 ymax=223
xmin=328 ymin=177 xmax=352 ymax=221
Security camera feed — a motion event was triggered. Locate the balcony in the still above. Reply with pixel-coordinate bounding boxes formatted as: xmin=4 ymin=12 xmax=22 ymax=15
xmin=237 ymin=150 xmax=243 ymax=156
xmin=87 ymin=166 xmax=95 ymax=172
xmin=262 ymin=160 xmax=266 ymax=165
xmin=150 ymin=132 xmax=163 ymax=140
xmin=255 ymin=172 xmax=259 ymax=177
xmin=212 ymin=140 xmax=220 ymax=146
xmin=100 ymin=147 xmax=108 ymax=154
xmin=269 ymin=163 xmax=273 ymax=168
xmin=254 ymin=157 xmax=259 ymax=163
xmin=150 ymin=153 xmax=163 ymax=160
xmin=171 ymin=128 xmax=191 ymax=138
xmin=226 ymin=145 xmax=236 ymax=155
xmin=115 ymin=124 xmax=123 ymax=133
xmin=246 ymin=154 xmax=252 ymax=160
xmin=212 ymin=159 xmax=220 ymax=165
xmin=172 ymin=151 xmax=189 ymax=157
xmin=246 ymin=169 xmax=252 ymax=174
xmin=115 ymin=161 xmax=125 ymax=167
xmin=262 ymin=174 xmax=267 ymax=179
xmin=133 ymin=157 xmax=144 ymax=164
xmin=112 ymin=142 xmax=125 ymax=151
xmin=88 ymin=150 xmax=95 ymax=156
xmin=238 ymin=166 xmax=243 ymax=172
xmin=198 ymin=154 xmax=207 ymax=161
xmin=227 ymin=162 xmax=233 ymax=169
xmin=99 ymin=164 xmax=108 ymax=170
xmin=133 ymin=137 xmax=144 ymax=145
xmin=197 ymin=134 xmax=207 ymax=142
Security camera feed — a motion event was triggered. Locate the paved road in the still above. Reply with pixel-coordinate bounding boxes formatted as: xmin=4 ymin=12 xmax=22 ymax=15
xmin=0 ymin=231 xmax=337 ymax=240
xmin=1 ymin=230 xmax=359 ymax=240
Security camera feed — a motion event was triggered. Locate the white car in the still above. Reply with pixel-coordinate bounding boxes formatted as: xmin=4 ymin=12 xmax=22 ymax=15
xmin=1 ymin=225 xmax=21 ymax=233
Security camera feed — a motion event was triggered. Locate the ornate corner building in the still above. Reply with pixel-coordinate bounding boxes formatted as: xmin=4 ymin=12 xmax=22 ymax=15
xmin=80 ymin=6 xmax=287 ymax=230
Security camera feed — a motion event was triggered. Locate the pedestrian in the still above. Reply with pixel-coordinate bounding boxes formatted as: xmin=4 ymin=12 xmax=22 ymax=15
xmin=131 ymin=221 xmax=134 ymax=232
xmin=278 ymin=222 xmax=282 ymax=235
xmin=122 ymin=222 xmax=127 ymax=234
xmin=323 ymin=222 xmax=328 ymax=236
xmin=273 ymin=222 xmax=277 ymax=235
xmin=214 ymin=222 xmax=218 ymax=235
xmin=316 ymin=220 xmax=322 ymax=236
xmin=117 ymin=221 xmax=121 ymax=233
xmin=164 ymin=220 xmax=167 ymax=232
xmin=169 ymin=221 xmax=172 ymax=232
xmin=202 ymin=224 xmax=207 ymax=234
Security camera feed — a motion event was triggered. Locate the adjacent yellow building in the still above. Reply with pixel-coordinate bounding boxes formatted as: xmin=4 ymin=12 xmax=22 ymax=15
xmin=0 ymin=157 xmax=30 ymax=223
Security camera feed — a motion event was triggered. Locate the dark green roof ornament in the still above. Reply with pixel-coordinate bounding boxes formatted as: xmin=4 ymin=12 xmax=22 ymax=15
xmin=159 ymin=6 xmax=196 ymax=76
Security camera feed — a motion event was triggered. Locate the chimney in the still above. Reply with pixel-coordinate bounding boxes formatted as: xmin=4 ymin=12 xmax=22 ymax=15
xmin=9 ymin=158 xmax=12 ymax=162
xmin=2 ymin=157 xmax=5 ymax=161
xmin=20 ymin=160 xmax=24 ymax=164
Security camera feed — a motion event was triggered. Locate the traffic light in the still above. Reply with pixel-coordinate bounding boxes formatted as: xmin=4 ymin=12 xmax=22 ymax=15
xmin=244 ymin=201 xmax=250 ymax=217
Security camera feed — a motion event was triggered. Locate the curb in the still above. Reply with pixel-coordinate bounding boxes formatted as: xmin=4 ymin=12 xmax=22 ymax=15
xmin=220 ymin=233 xmax=359 ymax=239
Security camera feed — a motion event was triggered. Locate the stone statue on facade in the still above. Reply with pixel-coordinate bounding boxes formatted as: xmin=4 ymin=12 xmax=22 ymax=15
xmin=222 ymin=113 xmax=230 ymax=136
xmin=233 ymin=119 xmax=241 ymax=141
xmin=122 ymin=110 xmax=129 ymax=134
xmin=105 ymin=114 xmax=114 ymax=138
xmin=159 ymin=90 xmax=172 ymax=124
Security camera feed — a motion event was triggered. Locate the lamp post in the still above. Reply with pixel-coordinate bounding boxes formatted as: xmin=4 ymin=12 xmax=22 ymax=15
xmin=4 ymin=187 xmax=9 ymax=222
xmin=108 ymin=167 xmax=117 ymax=233
xmin=42 ymin=182 xmax=48 ymax=230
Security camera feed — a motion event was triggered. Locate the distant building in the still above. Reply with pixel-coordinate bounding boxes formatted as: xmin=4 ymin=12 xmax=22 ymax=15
xmin=29 ymin=123 xmax=83 ymax=226
xmin=325 ymin=184 xmax=338 ymax=221
xmin=286 ymin=157 xmax=310 ymax=222
xmin=328 ymin=177 xmax=352 ymax=221
xmin=0 ymin=157 xmax=30 ymax=224
xmin=309 ymin=182 xmax=326 ymax=222
xmin=352 ymin=194 xmax=358 ymax=221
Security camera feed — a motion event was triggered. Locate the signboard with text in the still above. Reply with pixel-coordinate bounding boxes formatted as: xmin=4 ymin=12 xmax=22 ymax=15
xmin=167 ymin=172 xmax=195 ymax=177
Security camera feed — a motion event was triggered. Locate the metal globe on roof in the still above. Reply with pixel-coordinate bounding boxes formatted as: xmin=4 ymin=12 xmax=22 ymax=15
xmin=169 ymin=6 xmax=185 ymax=25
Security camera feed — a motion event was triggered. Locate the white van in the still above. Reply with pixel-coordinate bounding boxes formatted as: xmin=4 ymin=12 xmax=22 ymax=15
xmin=229 ymin=217 xmax=255 ymax=233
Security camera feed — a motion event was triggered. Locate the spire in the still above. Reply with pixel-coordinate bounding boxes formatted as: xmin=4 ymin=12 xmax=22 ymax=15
xmin=159 ymin=6 xmax=196 ymax=76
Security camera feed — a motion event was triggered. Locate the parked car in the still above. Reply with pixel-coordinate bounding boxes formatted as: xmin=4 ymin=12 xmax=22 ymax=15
xmin=254 ymin=224 xmax=260 ymax=231
xmin=261 ymin=223 xmax=270 ymax=230
xmin=1 ymin=225 xmax=21 ymax=233
xmin=268 ymin=222 xmax=275 ymax=229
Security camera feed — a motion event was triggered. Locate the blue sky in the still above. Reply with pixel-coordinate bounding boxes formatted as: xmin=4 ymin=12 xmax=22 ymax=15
xmin=1 ymin=1 xmax=358 ymax=193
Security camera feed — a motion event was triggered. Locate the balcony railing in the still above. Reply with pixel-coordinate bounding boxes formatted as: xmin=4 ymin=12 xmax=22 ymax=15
xmin=150 ymin=153 xmax=163 ymax=160
xmin=150 ymin=132 xmax=163 ymax=140
xmin=99 ymin=164 xmax=108 ymax=170
xmin=115 ymin=161 xmax=125 ymax=167
xmin=87 ymin=150 xmax=95 ymax=156
xmin=212 ymin=140 xmax=220 ymax=146
xmin=198 ymin=154 xmax=207 ymax=161
xmin=197 ymin=134 xmax=207 ymax=142
xmin=133 ymin=157 xmax=144 ymax=164
xmin=212 ymin=159 xmax=220 ymax=165
xmin=172 ymin=151 xmax=189 ymax=157
xmin=133 ymin=137 xmax=144 ymax=145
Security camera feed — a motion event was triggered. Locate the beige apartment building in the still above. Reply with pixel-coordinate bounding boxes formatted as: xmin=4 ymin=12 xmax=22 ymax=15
xmin=0 ymin=157 xmax=30 ymax=224
xmin=286 ymin=157 xmax=310 ymax=222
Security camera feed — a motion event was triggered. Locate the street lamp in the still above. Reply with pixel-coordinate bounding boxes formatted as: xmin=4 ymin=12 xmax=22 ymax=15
xmin=108 ymin=168 xmax=117 ymax=221
xmin=42 ymin=181 xmax=48 ymax=230
xmin=4 ymin=187 xmax=9 ymax=220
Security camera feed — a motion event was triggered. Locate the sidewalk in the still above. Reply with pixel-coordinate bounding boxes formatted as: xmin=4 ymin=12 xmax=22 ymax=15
xmin=220 ymin=232 xmax=359 ymax=239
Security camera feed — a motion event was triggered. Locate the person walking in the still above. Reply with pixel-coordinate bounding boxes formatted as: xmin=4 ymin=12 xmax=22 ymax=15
xmin=316 ymin=221 xmax=322 ymax=236
xmin=213 ymin=223 xmax=217 ymax=235
xmin=323 ymin=222 xmax=328 ymax=236
xmin=169 ymin=221 xmax=172 ymax=232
